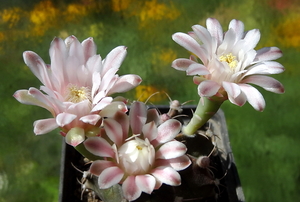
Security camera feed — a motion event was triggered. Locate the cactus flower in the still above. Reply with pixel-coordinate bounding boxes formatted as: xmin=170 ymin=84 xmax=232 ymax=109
xmin=84 ymin=101 xmax=191 ymax=201
xmin=13 ymin=36 xmax=142 ymax=146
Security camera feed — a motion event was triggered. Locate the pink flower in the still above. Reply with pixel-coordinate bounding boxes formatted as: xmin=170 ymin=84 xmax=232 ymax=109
xmin=13 ymin=36 xmax=142 ymax=146
xmin=84 ymin=101 xmax=191 ymax=201
xmin=172 ymin=18 xmax=284 ymax=111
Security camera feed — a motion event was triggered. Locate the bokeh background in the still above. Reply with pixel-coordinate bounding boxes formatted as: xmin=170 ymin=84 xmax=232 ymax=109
xmin=0 ymin=0 xmax=299 ymax=201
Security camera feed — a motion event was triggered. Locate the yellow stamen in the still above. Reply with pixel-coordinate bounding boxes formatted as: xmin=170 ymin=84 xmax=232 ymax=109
xmin=136 ymin=145 xmax=143 ymax=150
xmin=65 ymin=85 xmax=91 ymax=103
xmin=219 ymin=53 xmax=238 ymax=69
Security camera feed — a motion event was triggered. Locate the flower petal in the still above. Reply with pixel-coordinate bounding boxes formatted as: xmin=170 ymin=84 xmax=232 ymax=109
xmin=33 ymin=118 xmax=58 ymax=135
xmin=98 ymin=166 xmax=124 ymax=189
xmin=172 ymin=58 xmax=197 ymax=71
xmin=100 ymin=101 xmax=127 ymax=117
xmin=92 ymin=96 xmax=113 ymax=112
xmin=155 ymin=155 xmax=191 ymax=171
xmin=142 ymin=121 xmax=158 ymax=142
xmin=151 ymin=166 xmax=181 ymax=186
xmin=13 ymin=88 xmax=54 ymax=114
xmin=156 ymin=141 xmax=187 ymax=159
xmin=89 ymin=160 xmax=117 ymax=176
xmin=172 ymin=32 xmax=208 ymax=64
xmin=84 ymin=137 xmax=115 ymax=158
xmin=254 ymin=47 xmax=282 ymax=62
xmin=81 ymin=37 xmax=97 ymax=62
xmin=229 ymin=19 xmax=244 ymax=40
xmin=155 ymin=119 xmax=181 ymax=144
xmin=197 ymin=80 xmax=221 ymax=97
xmin=23 ymin=51 xmax=52 ymax=88
xmin=135 ymin=174 xmax=156 ymax=195
xmin=129 ymin=101 xmax=147 ymax=134
xmin=227 ymin=90 xmax=247 ymax=107
xmin=80 ymin=114 xmax=101 ymax=125
xmin=222 ymin=81 xmax=241 ymax=99
xmin=56 ymin=112 xmax=77 ymax=127
xmin=243 ymin=29 xmax=261 ymax=51
xmin=107 ymin=74 xmax=142 ymax=95
xmin=244 ymin=62 xmax=284 ymax=77
xmin=187 ymin=63 xmax=210 ymax=76
xmin=242 ymin=75 xmax=284 ymax=94
xmin=239 ymin=84 xmax=266 ymax=111
xmin=122 ymin=176 xmax=141 ymax=201
xmin=206 ymin=18 xmax=223 ymax=45
xmin=104 ymin=118 xmax=123 ymax=147
xmin=102 ymin=46 xmax=127 ymax=75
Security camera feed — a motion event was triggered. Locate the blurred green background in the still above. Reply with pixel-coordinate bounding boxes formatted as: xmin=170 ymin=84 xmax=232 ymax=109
xmin=0 ymin=0 xmax=299 ymax=201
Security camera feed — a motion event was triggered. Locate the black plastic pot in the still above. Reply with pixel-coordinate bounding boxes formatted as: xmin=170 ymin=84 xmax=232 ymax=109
xmin=59 ymin=106 xmax=245 ymax=202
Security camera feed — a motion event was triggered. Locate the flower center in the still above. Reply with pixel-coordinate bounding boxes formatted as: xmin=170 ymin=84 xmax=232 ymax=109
xmin=65 ymin=85 xmax=91 ymax=103
xmin=219 ymin=53 xmax=238 ymax=69
xmin=118 ymin=137 xmax=155 ymax=175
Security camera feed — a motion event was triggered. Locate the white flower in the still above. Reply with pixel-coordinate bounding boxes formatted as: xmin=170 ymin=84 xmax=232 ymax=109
xmin=84 ymin=101 xmax=191 ymax=201
xmin=172 ymin=18 xmax=284 ymax=111
xmin=14 ymin=36 xmax=142 ymax=146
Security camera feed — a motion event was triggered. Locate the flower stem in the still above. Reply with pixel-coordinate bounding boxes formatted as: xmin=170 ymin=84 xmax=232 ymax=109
xmin=182 ymin=96 xmax=224 ymax=136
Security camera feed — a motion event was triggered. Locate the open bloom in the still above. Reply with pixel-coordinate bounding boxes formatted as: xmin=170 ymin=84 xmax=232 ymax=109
xmin=84 ymin=101 xmax=191 ymax=201
xmin=13 ymin=36 xmax=142 ymax=146
xmin=172 ymin=18 xmax=284 ymax=111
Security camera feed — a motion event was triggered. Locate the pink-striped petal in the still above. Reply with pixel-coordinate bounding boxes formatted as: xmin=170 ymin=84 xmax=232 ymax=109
xmin=102 ymin=46 xmax=127 ymax=75
xmin=227 ymin=89 xmax=247 ymax=107
xmin=84 ymin=137 xmax=115 ymax=158
xmin=89 ymin=160 xmax=117 ymax=176
xmin=229 ymin=19 xmax=244 ymax=40
xmin=172 ymin=58 xmax=197 ymax=71
xmin=135 ymin=174 xmax=156 ymax=194
xmin=112 ymin=111 xmax=129 ymax=139
xmin=155 ymin=155 xmax=191 ymax=171
xmin=254 ymin=47 xmax=282 ymax=62
xmin=197 ymin=80 xmax=221 ymax=97
xmin=146 ymin=108 xmax=160 ymax=126
xmin=187 ymin=63 xmax=210 ymax=76
xmin=33 ymin=118 xmax=58 ymax=135
xmin=104 ymin=118 xmax=123 ymax=147
xmin=122 ymin=176 xmax=141 ymax=201
xmin=91 ymin=96 xmax=113 ymax=112
xmin=243 ymin=29 xmax=261 ymax=51
xmin=154 ymin=119 xmax=181 ymax=145
xmin=222 ymin=81 xmax=241 ymax=99
xmin=80 ymin=114 xmax=101 ymax=125
xmin=192 ymin=24 xmax=215 ymax=53
xmin=172 ymin=32 xmax=208 ymax=64
xmin=244 ymin=61 xmax=284 ymax=77
xmin=56 ymin=112 xmax=77 ymax=127
xmin=142 ymin=121 xmax=158 ymax=142
xmin=98 ymin=166 xmax=124 ymax=189
xmin=206 ymin=18 xmax=223 ymax=45
xmin=81 ymin=37 xmax=97 ymax=62
xmin=156 ymin=141 xmax=187 ymax=159
xmin=13 ymin=89 xmax=54 ymax=113
xmin=151 ymin=166 xmax=181 ymax=186
xmin=107 ymin=74 xmax=142 ymax=95
xmin=239 ymin=84 xmax=266 ymax=111
xmin=242 ymin=75 xmax=284 ymax=94
xmin=129 ymin=101 xmax=147 ymax=134
xmin=23 ymin=51 xmax=51 ymax=87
